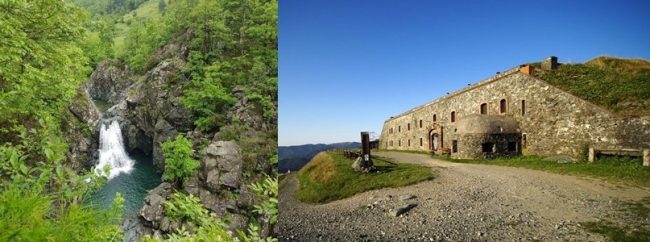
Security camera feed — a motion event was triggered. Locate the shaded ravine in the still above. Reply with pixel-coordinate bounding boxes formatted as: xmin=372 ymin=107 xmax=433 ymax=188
xmin=88 ymin=100 xmax=161 ymax=241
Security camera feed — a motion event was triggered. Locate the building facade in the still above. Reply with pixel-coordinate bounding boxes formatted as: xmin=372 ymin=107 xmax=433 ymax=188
xmin=379 ymin=58 xmax=650 ymax=159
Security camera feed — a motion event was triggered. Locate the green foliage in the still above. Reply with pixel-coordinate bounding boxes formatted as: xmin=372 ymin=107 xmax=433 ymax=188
xmin=0 ymin=0 xmax=90 ymax=129
xmin=0 ymin=145 xmax=124 ymax=241
xmin=163 ymin=192 xmax=207 ymax=226
xmin=158 ymin=0 xmax=166 ymax=13
xmin=80 ymin=17 xmax=116 ymax=67
xmin=163 ymin=0 xmax=277 ymax=131
xmin=238 ymin=223 xmax=276 ymax=242
xmin=249 ymin=175 xmax=278 ymax=225
xmin=180 ymin=62 xmax=237 ymax=131
xmin=122 ymin=17 xmax=166 ymax=72
xmin=161 ymin=135 xmax=200 ymax=186
xmin=143 ymin=192 xmax=235 ymax=242
xmin=75 ymin=0 xmax=149 ymax=16
xmin=0 ymin=2 xmax=128 ymax=240
xmin=239 ymin=175 xmax=279 ymax=242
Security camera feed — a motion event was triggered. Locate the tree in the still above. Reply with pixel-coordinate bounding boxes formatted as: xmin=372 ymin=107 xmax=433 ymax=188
xmin=161 ymin=135 xmax=200 ymax=186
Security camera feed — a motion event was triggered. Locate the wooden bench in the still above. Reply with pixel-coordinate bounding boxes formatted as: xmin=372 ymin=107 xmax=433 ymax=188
xmin=588 ymin=147 xmax=650 ymax=166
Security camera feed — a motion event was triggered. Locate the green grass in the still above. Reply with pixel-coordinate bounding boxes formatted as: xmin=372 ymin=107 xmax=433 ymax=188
xmin=296 ymin=151 xmax=436 ymax=204
xmin=450 ymin=156 xmax=650 ymax=186
xmin=532 ymin=56 xmax=650 ymax=116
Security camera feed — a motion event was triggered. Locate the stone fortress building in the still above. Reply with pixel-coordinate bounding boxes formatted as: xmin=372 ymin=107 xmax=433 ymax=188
xmin=379 ymin=57 xmax=650 ymax=160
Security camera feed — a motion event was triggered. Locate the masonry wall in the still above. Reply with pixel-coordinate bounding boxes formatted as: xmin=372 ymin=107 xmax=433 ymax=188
xmin=379 ymin=72 xmax=650 ymax=158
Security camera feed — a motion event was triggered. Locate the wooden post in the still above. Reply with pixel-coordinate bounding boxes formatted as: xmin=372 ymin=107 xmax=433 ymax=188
xmin=588 ymin=147 xmax=595 ymax=163
xmin=643 ymin=149 xmax=649 ymax=167
xmin=351 ymin=132 xmax=375 ymax=172
xmin=361 ymin=132 xmax=371 ymax=162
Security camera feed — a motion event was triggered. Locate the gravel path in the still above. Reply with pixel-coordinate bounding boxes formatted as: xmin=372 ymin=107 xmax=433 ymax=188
xmin=279 ymin=151 xmax=650 ymax=241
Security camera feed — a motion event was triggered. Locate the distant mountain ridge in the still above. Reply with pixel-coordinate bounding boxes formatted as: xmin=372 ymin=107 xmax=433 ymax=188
xmin=279 ymin=142 xmax=361 ymax=172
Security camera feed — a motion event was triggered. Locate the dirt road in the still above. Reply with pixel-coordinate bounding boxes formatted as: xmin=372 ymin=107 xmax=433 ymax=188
xmin=279 ymin=151 xmax=650 ymax=241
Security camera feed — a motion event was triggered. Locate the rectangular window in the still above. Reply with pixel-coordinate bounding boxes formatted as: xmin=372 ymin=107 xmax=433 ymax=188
xmin=521 ymin=100 xmax=526 ymax=116
xmin=433 ymin=114 xmax=437 ymax=122
xmin=398 ymin=126 xmax=401 ymax=132
xmin=419 ymin=120 xmax=423 ymax=128
xmin=480 ymin=103 xmax=487 ymax=115
xmin=420 ymin=138 xmax=423 ymax=146
xmin=408 ymin=139 xmax=410 ymax=146
xmin=452 ymin=140 xmax=458 ymax=153
xmin=508 ymin=142 xmax=517 ymax=152
xmin=407 ymin=123 xmax=410 ymax=130
xmin=522 ymin=133 xmax=527 ymax=148
xmin=451 ymin=111 xmax=456 ymax=122
xmin=398 ymin=140 xmax=401 ymax=146
xmin=482 ymin=142 xmax=494 ymax=153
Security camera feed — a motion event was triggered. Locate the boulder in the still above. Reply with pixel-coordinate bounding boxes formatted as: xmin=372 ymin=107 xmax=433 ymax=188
xmin=140 ymin=183 xmax=173 ymax=229
xmin=352 ymin=157 xmax=376 ymax=172
xmin=203 ymin=141 xmax=243 ymax=191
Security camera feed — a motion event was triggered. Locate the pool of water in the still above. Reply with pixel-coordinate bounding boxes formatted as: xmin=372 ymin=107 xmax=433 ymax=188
xmin=89 ymin=151 xmax=161 ymax=216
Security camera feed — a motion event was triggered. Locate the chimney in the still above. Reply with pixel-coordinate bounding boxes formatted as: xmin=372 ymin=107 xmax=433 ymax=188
xmin=542 ymin=56 xmax=558 ymax=70
xmin=519 ymin=64 xmax=534 ymax=75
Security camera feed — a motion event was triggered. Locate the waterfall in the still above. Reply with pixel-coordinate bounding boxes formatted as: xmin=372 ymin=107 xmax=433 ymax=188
xmin=96 ymin=120 xmax=134 ymax=179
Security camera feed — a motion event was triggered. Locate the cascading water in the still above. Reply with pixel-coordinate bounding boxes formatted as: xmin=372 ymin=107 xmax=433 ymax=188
xmin=96 ymin=120 xmax=135 ymax=179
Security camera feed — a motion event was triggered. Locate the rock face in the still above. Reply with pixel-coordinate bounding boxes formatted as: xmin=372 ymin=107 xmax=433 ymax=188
xmin=140 ymin=183 xmax=173 ymax=230
xmin=63 ymin=88 xmax=101 ymax=169
xmin=138 ymin=141 xmax=250 ymax=237
xmin=95 ymin=58 xmax=194 ymax=172
xmin=87 ymin=60 xmax=134 ymax=104
xmin=203 ymin=141 xmax=243 ymax=191
xmin=121 ymin=59 xmax=194 ymax=171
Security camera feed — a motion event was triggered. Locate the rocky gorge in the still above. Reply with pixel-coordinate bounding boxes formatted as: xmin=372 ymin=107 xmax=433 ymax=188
xmin=63 ymin=35 xmax=276 ymax=240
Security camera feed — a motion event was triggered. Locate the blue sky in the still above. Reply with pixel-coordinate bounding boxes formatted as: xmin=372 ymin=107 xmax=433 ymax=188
xmin=279 ymin=0 xmax=650 ymax=146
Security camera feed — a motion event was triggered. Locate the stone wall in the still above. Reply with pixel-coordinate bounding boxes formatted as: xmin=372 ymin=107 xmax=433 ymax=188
xmin=455 ymin=133 xmax=521 ymax=159
xmin=379 ymin=71 xmax=650 ymax=159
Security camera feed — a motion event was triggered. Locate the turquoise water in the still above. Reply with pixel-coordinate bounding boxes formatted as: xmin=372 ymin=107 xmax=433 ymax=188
xmin=89 ymin=151 xmax=161 ymax=216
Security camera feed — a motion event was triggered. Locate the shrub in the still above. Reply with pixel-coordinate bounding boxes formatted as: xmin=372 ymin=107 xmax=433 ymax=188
xmin=163 ymin=192 xmax=207 ymax=225
xmin=161 ymin=135 xmax=200 ymax=186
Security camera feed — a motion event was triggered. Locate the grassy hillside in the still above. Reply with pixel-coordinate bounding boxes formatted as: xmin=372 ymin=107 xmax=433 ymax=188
xmin=532 ymin=56 xmax=650 ymax=116
xmin=296 ymin=151 xmax=436 ymax=203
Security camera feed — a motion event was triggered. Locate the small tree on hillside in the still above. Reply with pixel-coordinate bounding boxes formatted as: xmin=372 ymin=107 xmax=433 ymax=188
xmin=162 ymin=135 xmax=200 ymax=187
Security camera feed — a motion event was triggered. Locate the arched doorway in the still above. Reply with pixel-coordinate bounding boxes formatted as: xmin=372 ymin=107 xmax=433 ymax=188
xmin=428 ymin=123 xmax=443 ymax=152
xmin=431 ymin=133 xmax=439 ymax=151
